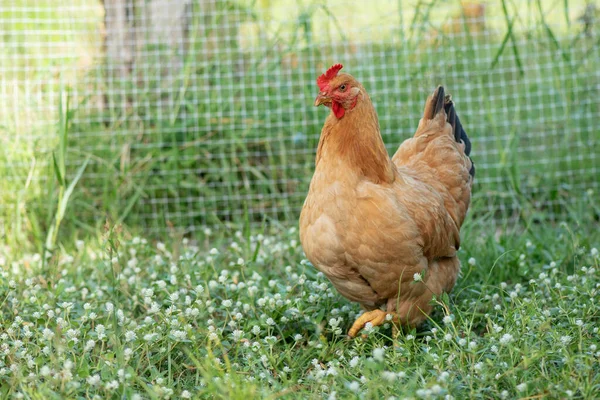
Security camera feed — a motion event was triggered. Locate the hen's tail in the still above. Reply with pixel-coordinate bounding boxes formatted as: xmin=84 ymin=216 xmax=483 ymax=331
xmin=424 ymin=86 xmax=475 ymax=178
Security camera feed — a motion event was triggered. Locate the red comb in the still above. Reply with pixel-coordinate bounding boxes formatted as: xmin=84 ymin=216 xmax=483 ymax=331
xmin=317 ymin=64 xmax=343 ymax=90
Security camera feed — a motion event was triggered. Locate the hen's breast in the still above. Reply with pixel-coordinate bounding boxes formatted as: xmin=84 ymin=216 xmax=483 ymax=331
xmin=299 ymin=176 xmax=426 ymax=306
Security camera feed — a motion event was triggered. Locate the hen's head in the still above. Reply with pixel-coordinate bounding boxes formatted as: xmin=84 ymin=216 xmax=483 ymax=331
xmin=314 ymin=64 xmax=362 ymax=119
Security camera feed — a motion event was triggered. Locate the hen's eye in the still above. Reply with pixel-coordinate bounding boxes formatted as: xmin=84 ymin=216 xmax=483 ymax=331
xmin=339 ymin=84 xmax=347 ymax=91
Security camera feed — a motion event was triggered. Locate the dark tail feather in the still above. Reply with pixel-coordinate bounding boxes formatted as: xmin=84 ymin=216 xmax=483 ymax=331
xmin=443 ymin=93 xmax=475 ymax=178
xmin=424 ymin=85 xmax=446 ymax=120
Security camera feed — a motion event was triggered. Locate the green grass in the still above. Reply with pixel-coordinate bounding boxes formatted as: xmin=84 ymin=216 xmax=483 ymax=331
xmin=0 ymin=196 xmax=599 ymax=398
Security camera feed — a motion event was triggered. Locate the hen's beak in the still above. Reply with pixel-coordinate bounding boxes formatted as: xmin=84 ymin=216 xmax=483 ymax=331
xmin=314 ymin=93 xmax=332 ymax=107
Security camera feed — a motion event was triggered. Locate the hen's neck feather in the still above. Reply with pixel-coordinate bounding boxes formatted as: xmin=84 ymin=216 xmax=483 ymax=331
xmin=315 ymin=91 xmax=395 ymax=184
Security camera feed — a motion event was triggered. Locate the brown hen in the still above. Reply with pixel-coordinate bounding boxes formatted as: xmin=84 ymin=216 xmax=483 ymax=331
xmin=299 ymin=64 xmax=474 ymax=337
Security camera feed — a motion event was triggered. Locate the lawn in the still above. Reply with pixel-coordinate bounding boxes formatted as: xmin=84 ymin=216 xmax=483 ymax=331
xmin=1 ymin=194 xmax=599 ymax=398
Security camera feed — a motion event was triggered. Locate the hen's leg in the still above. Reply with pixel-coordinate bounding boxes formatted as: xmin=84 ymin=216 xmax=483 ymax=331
xmin=347 ymin=309 xmax=389 ymax=337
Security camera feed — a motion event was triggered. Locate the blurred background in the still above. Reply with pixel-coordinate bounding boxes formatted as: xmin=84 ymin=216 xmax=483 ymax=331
xmin=1 ymin=0 xmax=598 ymax=247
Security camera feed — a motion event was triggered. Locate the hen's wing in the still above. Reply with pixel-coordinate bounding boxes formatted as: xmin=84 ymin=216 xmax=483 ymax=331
xmin=392 ymin=86 xmax=474 ymax=230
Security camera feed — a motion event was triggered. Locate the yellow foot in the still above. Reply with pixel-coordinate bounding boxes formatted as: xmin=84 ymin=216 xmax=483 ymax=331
xmin=348 ymin=309 xmax=390 ymax=338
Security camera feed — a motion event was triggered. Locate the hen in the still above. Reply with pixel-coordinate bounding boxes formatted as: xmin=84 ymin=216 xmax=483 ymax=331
xmin=299 ymin=64 xmax=474 ymax=337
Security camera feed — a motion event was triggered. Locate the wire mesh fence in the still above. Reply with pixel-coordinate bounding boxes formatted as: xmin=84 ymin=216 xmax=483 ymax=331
xmin=1 ymin=0 xmax=599 ymax=236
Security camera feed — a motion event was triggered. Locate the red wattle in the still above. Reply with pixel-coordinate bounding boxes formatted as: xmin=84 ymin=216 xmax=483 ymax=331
xmin=332 ymin=101 xmax=345 ymax=119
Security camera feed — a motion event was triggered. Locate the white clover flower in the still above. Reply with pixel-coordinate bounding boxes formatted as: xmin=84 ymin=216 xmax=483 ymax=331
xmin=413 ymin=272 xmax=423 ymax=282
xmin=329 ymin=318 xmax=341 ymax=328
xmin=143 ymin=333 xmax=157 ymax=342
xmin=84 ymin=340 xmax=96 ymax=352
xmin=468 ymin=257 xmax=476 ymax=266
xmin=125 ymin=331 xmax=137 ymax=342
xmin=222 ymin=299 xmax=232 ymax=308
xmin=443 ymin=315 xmax=453 ymax=325
xmin=469 ymin=341 xmax=477 ymax=350
xmin=40 ymin=366 xmax=51 ymax=376
xmin=171 ymin=330 xmax=187 ymax=341
xmin=42 ymin=328 xmax=55 ymax=340
xmin=444 ymin=333 xmax=453 ymax=341
xmin=66 ymin=329 xmax=79 ymax=341
xmin=474 ymin=362 xmax=483 ymax=371
xmin=232 ymin=330 xmax=244 ymax=341
xmin=209 ymin=248 xmax=219 ymax=255
xmin=264 ymin=335 xmax=277 ymax=344
xmin=372 ymin=347 xmax=385 ymax=362
xmin=560 ymin=335 xmax=572 ymax=345
xmin=349 ymin=356 xmax=360 ymax=368
xmin=347 ymin=381 xmax=360 ymax=391
xmin=458 ymin=338 xmax=467 ymax=346
xmin=491 ymin=345 xmax=498 ymax=353
xmin=95 ymin=324 xmax=106 ymax=340
xmin=405 ymin=334 xmax=415 ymax=340
xmin=591 ymin=248 xmax=598 ymax=257
xmin=575 ymin=319 xmax=583 ymax=327
xmin=127 ymin=258 xmax=138 ymax=269
xmin=499 ymin=333 xmax=514 ymax=345
xmin=266 ymin=318 xmax=276 ymax=326
xmin=431 ymin=385 xmax=443 ymax=395
xmin=516 ymin=383 xmax=527 ymax=392
xmin=87 ymin=374 xmax=101 ymax=386
xmin=438 ymin=371 xmax=450 ymax=382
xmin=293 ymin=334 xmax=303 ymax=341
xmin=105 ymin=380 xmax=119 ymax=390
xmin=382 ymin=371 xmax=396 ymax=382
xmin=124 ymin=348 xmax=133 ymax=360
xmin=181 ymin=390 xmax=192 ymax=399
xmin=105 ymin=302 xmax=114 ymax=313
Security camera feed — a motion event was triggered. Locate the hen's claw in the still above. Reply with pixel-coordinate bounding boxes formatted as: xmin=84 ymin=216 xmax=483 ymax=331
xmin=348 ymin=309 xmax=390 ymax=338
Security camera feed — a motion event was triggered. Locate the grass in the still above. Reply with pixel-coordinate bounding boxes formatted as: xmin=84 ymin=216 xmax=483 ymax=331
xmin=0 ymin=196 xmax=599 ymax=398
